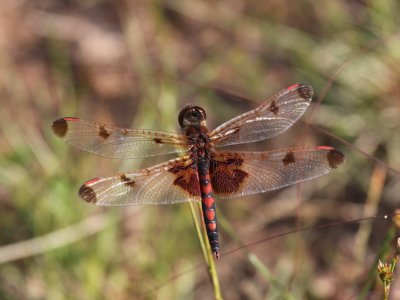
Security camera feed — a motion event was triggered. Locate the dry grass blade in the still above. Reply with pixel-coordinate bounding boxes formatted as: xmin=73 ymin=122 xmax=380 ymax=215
xmin=0 ymin=213 xmax=110 ymax=264
xmin=1 ymin=1 xmax=400 ymax=299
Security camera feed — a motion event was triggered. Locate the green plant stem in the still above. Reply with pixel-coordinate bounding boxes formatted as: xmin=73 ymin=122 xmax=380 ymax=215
xmin=188 ymin=201 xmax=209 ymax=265
xmin=188 ymin=201 xmax=222 ymax=300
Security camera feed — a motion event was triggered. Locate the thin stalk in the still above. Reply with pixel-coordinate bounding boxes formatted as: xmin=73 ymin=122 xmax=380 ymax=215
xmin=188 ymin=201 xmax=209 ymax=265
xmin=188 ymin=201 xmax=223 ymax=299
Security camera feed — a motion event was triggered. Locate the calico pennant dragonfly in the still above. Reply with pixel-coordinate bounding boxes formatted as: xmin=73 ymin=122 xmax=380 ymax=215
xmin=52 ymin=84 xmax=344 ymax=259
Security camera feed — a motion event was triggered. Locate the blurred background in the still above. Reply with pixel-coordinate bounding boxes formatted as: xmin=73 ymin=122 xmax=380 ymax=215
xmin=0 ymin=0 xmax=400 ymax=299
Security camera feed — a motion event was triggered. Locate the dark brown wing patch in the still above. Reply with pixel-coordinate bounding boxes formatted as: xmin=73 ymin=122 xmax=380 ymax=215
xmin=297 ymin=84 xmax=313 ymax=100
xmin=327 ymin=149 xmax=345 ymax=168
xmin=119 ymin=174 xmax=136 ymax=187
xmin=282 ymin=151 xmax=296 ymax=165
xmin=98 ymin=125 xmax=110 ymax=139
xmin=210 ymin=158 xmax=248 ymax=194
xmin=169 ymin=164 xmax=201 ymax=197
xmin=52 ymin=118 xmax=69 ymax=138
xmin=269 ymin=100 xmax=279 ymax=114
xmin=79 ymin=184 xmax=97 ymax=203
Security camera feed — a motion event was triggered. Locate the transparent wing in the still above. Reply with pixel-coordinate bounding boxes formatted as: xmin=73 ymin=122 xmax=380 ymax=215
xmin=209 ymin=84 xmax=313 ymax=147
xmin=210 ymin=146 xmax=344 ymax=199
xmin=52 ymin=117 xmax=189 ymax=159
xmin=78 ymin=157 xmax=201 ymax=205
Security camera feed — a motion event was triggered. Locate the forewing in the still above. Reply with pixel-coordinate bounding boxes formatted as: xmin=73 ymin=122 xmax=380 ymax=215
xmin=209 ymin=84 xmax=313 ymax=147
xmin=79 ymin=157 xmax=201 ymax=205
xmin=52 ymin=117 xmax=189 ymax=159
xmin=210 ymin=147 xmax=344 ymax=199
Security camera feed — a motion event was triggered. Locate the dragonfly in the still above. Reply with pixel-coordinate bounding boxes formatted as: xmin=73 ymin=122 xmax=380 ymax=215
xmin=52 ymin=84 xmax=344 ymax=259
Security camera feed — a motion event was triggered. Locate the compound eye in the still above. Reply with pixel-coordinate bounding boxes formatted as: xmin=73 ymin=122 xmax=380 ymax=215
xmin=190 ymin=111 xmax=199 ymax=118
xmin=178 ymin=105 xmax=207 ymax=127
xmin=187 ymin=110 xmax=201 ymax=120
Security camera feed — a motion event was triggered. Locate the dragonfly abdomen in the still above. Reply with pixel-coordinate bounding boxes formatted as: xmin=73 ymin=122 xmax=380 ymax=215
xmin=198 ymin=159 xmax=219 ymax=259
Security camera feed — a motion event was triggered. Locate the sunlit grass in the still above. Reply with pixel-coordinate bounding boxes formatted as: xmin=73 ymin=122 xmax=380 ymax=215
xmin=0 ymin=0 xmax=399 ymax=299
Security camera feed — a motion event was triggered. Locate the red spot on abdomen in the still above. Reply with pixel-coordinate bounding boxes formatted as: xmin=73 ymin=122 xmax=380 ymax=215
xmin=208 ymin=223 xmax=217 ymax=231
xmin=203 ymin=197 xmax=214 ymax=208
xmin=201 ymin=182 xmax=212 ymax=194
xmin=206 ymin=210 xmax=216 ymax=221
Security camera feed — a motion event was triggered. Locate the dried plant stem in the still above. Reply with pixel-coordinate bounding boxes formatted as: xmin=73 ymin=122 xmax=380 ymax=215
xmin=0 ymin=212 xmax=114 ymax=264
xmin=354 ymin=164 xmax=387 ymax=261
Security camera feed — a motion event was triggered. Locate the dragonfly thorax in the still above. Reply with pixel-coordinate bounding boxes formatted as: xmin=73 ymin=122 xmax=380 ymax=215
xmin=188 ymin=133 xmax=212 ymax=160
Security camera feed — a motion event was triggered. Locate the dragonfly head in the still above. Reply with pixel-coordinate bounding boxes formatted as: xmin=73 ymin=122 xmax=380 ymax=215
xmin=178 ymin=105 xmax=207 ymax=134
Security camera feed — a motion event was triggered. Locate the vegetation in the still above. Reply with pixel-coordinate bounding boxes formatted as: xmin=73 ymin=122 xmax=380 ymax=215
xmin=0 ymin=0 xmax=399 ymax=299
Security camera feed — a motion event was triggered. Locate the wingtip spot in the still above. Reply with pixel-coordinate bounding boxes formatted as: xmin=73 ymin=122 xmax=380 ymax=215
xmin=297 ymin=84 xmax=313 ymax=100
xmin=327 ymin=149 xmax=345 ymax=168
xmin=52 ymin=118 xmax=68 ymax=138
xmin=79 ymin=184 xmax=97 ymax=203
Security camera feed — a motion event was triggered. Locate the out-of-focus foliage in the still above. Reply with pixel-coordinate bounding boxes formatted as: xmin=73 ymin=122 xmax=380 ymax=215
xmin=0 ymin=0 xmax=399 ymax=299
